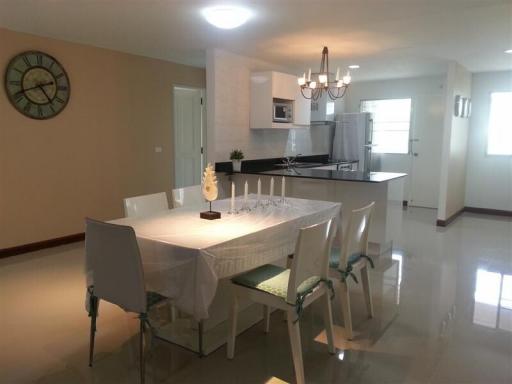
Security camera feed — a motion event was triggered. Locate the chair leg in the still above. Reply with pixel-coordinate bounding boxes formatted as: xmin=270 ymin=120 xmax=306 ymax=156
xmin=140 ymin=318 xmax=145 ymax=384
xmin=263 ymin=305 xmax=271 ymax=334
xmin=286 ymin=309 xmax=305 ymax=384
xmin=170 ymin=304 xmax=178 ymax=322
xmin=339 ymin=281 xmax=353 ymax=340
xmin=227 ymin=292 xmax=239 ymax=359
xmin=361 ymin=266 xmax=374 ymax=318
xmin=88 ymin=295 xmax=98 ymax=367
xmin=322 ymin=292 xmax=336 ymax=354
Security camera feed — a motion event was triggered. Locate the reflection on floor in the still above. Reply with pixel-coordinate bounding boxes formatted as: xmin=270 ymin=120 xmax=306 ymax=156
xmin=1 ymin=208 xmax=511 ymax=383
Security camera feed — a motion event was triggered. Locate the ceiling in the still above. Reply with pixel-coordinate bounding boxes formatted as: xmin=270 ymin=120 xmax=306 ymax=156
xmin=0 ymin=0 xmax=511 ymax=81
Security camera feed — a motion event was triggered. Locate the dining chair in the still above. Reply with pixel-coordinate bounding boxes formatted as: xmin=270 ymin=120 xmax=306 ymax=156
xmin=329 ymin=202 xmax=375 ymax=340
xmin=85 ymin=218 xmax=167 ymax=384
xmin=227 ymin=219 xmax=337 ymax=384
xmin=123 ymin=192 xmax=169 ymax=217
xmin=171 ymin=185 xmax=204 ymax=208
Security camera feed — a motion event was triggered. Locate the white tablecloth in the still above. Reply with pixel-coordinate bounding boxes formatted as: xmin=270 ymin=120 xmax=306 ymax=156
xmin=107 ymin=196 xmax=341 ymax=320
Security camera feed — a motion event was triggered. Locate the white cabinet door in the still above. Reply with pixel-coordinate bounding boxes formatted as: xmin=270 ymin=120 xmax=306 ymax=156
xmin=272 ymin=72 xmax=296 ymax=100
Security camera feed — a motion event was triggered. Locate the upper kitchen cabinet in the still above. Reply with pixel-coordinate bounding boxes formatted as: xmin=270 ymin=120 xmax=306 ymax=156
xmin=250 ymin=71 xmax=311 ymax=129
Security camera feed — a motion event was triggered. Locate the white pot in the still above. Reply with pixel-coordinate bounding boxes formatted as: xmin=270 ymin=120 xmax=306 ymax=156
xmin=232 ymin=160 xmax=242 ymax=172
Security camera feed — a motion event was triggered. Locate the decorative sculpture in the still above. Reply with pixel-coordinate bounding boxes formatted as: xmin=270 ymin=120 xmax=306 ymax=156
xmin=200 ymin=163 xmax=221 ymax=220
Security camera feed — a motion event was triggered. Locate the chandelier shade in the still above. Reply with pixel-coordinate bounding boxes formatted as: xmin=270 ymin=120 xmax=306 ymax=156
xmin=298 ymin=46 xmax=351 ymax=101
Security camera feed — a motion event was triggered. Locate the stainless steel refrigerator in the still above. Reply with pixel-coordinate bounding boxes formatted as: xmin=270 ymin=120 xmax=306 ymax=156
xmin=331 ymin=112 xmax=373 ymax=172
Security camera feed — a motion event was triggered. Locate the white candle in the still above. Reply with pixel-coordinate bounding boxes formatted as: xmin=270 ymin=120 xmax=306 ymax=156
xmin=244 ymin=180 xmax=248 ymax=202
xmin=257 ymin=178 xmax=261 ymax=201
xmin=336 ymin=67 xmax=340 ymax=81
xmin=270 ymin=177 xmax=274 ymax=198
xmin=307 ymin=68 xmax=311 ymax=81
xmin=231 ymin=182 xmax=235 ymax=211
xmin=281 ymin=176 xmax=286 ymax=198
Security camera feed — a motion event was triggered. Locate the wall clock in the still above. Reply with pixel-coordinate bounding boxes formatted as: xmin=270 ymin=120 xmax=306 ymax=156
xmin=4 ymin=51 xmax=70 ymax=120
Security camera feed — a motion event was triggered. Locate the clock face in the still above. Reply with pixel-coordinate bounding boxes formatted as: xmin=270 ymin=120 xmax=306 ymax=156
xmin=4 ymin=51 xmax=70 ymax=120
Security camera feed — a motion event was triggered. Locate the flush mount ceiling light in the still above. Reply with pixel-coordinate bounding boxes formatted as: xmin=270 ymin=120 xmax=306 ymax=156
xmin=202 ymin=5 xmax=252 ymax=29
xmin=505 ymin=49 xmax=512 ymax=54
xmin=348 ymin=64 xmax=360 ymax=69
xmin=297 ymin=46 xmax=351 ymax=101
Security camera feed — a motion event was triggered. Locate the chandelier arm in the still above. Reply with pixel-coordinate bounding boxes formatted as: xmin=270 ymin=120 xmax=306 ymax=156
xmin=300 ymin=87 xmax=312 ymax=100
xmin=327 ymin=87 xmax=335 ymax=100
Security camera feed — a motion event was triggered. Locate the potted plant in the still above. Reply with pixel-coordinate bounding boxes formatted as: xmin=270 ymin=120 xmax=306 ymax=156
xmin=230 ymin=149 xmax=244 ymax=172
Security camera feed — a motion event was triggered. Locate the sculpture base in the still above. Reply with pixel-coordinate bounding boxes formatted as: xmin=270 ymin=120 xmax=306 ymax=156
xmin=200 ymin=211 xmax=221 ymax=220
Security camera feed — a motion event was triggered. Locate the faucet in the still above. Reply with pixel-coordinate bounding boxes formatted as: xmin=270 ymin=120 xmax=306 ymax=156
xmin=282 ymin=153 xmax=302 ymax=168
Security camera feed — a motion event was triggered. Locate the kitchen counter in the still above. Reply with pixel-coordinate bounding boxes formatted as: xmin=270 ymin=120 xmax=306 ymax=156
xmin=215 ymin=154 xmax=405 ymax=183
xmin=217 ymin=154 xmax=406 ymax=255
xmin=236 ymin=168 xmax=406 ymax=183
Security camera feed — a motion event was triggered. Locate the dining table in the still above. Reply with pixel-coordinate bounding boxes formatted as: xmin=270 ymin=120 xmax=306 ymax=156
xmin=103 ymin=195 xmax=342 ymax=355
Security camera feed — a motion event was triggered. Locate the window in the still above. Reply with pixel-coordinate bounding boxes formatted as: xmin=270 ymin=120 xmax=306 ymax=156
xmin=360 ymin=98 xmax=412 ymax=154
xmin=487 ymin=92 xmax=512 ymax=155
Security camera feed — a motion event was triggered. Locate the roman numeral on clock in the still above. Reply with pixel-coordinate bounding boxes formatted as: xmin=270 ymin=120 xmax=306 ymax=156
xmin=14 ymin=93 xmax=24 ymax=103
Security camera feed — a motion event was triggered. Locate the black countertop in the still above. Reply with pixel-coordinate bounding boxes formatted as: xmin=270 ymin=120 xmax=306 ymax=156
xmin=215 ymin=154 xmax=406 ymax=183
xmin=238 ymin=168 xmax=406 ymax=183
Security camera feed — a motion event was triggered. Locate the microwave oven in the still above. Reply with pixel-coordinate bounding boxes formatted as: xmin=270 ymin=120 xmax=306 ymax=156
xmin=273 ymin=101 xmax=293 ymax=123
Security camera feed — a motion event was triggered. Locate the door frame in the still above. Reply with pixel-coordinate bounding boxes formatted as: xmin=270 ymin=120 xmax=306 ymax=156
xmin=172 ymin=85 xmax=206 ymax=189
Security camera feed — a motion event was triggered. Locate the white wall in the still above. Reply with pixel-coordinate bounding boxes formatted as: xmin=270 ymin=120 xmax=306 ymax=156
xmin=206 ymin=48 xmax=330 ymax=163
xmin=465 ymin=71 xmax=512 ymax=211
xmin=342 ymin=75 xmax=446 ymax=207
xmin=438 ymin=62 xmax=472 ymax=221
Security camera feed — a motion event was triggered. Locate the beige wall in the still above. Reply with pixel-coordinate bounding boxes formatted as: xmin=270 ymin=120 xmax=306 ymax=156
xmin=438 ymin=62 xmax=471 ymax=221
xmin=0 ymin=28 xmax=205 ymax=249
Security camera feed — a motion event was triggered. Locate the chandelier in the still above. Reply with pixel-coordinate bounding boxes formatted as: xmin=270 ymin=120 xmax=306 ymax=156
xmin=297 ymin=46 xmax=351 ymax=101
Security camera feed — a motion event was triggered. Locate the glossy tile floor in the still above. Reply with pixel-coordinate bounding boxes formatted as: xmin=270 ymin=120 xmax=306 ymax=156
xmin=1 ymin=208 xmax=511 ymax=383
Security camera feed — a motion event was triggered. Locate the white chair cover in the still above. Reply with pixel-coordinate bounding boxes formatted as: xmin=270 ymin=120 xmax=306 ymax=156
xmin=172 ymin=185 xmax=204 ymax=208
xmin=85 ymin=218 xmax=147 ymax=313
xmin=124 ymin=192 xmax=169 ymax=218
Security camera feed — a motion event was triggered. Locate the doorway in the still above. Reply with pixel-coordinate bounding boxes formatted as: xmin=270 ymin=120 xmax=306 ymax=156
xmin=408 ymin=92 xmax=444 ymax=208
xmin=173 ymin=86 xmax=206 ymax=189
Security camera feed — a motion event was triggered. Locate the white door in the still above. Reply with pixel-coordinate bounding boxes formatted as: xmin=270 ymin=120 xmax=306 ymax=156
xmin=174 ymin=87 xmax=205 ymax=188
xmin=409 ymin=93 xmax=444 ymax=208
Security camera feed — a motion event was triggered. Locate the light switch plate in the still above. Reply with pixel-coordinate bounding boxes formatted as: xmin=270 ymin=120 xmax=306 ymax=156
xmin=155 ymin=146 xmax=162 ymax=153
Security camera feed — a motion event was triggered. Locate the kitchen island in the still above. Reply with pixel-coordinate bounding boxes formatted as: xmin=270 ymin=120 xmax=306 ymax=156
xmin=217 ymin=156 xmax=406 ymax=255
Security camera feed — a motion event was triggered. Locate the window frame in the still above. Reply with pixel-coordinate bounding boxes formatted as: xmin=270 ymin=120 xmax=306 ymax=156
xmin=359 ymin=97 xmax=413 ymax=155
xmin=486 ymin=91 xmax=512 ymax=157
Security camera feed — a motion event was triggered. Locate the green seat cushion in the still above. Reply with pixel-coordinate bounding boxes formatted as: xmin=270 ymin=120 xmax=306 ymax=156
xmin=329 ymin=248 xmax=361 ymax=269
xmin=232 ymin=264 xmax=321 ymax=300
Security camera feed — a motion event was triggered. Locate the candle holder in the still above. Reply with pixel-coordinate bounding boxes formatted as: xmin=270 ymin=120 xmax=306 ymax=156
xmin=240 ymin=200 xmax=251 ymax=212
xmin=228 ymin=206 xmax=239 ymax=215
